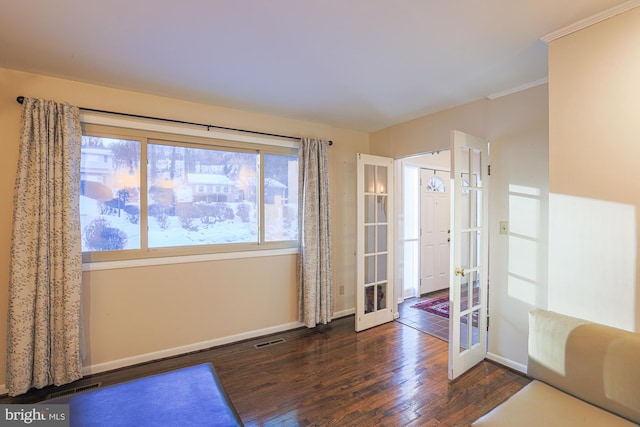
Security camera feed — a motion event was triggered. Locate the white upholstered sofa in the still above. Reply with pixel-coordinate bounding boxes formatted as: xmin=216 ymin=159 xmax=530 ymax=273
xmin=473 ymin=309 xmax=640 ymax=426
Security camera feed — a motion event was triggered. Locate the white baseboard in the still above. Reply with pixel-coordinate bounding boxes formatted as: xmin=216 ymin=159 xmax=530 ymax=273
xmin=486 ymin=352 xmax=527 ymax=374
xmin=83 ymin=310 xmax=356 ymax=377
xmin=333 ymin=308 xmax=355 ymax=319
xmin=82 ymin=319 xmax=305 ymax=376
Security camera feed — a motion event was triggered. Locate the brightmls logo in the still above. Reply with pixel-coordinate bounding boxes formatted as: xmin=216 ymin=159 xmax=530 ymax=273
xmin=0 ymin=405 xmax=69 ymax=426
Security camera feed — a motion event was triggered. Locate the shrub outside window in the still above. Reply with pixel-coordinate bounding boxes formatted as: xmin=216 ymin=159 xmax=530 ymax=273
xmin=80 ymin=136 xmax=141 ymax=252
xmin=80 ymin=124 xmax=298 ymax=262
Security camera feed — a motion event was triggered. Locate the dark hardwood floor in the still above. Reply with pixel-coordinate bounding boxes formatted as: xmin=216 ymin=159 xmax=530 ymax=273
xmin=1 ymin=316 xmax=530 ymax=426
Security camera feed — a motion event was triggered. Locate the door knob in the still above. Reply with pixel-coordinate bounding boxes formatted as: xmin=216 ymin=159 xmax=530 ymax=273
xmin=455 ymin=267 xmax=465 ymax=277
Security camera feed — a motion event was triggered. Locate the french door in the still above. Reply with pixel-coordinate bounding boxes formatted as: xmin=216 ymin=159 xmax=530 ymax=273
xmin=356 ymin=154 xmax=394 ymax=332
xmin=448 ymin=130 xmax=490 ymax=380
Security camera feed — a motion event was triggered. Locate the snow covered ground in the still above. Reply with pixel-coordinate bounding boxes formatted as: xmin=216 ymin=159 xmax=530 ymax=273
xmin=80 ymin=196 xmax=296 ymax=252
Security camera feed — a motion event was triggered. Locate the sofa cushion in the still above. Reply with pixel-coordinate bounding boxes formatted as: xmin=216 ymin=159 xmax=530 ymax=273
xmin=528 ymin=309 xmax=640 ymax=424
xmin=472 ymin=380 xmax=637 ymax=426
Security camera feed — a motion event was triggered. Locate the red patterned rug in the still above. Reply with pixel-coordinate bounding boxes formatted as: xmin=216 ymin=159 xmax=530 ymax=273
xmin=411 ymin=295 xmax=479 ymax=327
xmin=411 ymin=296 xmax=451 ymax=318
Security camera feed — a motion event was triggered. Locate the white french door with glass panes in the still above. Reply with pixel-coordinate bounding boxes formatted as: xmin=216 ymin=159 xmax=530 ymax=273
xmin=356 ymin=154 xmax=394 ymax=332
xmin=448 ymin=130 xmax=489 ymax=380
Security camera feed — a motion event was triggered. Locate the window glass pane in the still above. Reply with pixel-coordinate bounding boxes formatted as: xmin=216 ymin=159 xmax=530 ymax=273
xmin=377 ymin=284 xmax=387 ymax=310
xmin=472 ymin=189 xmax=482 ymax=228
xmin=403 ymin=241 xmax=419 ymax=292
xmin=376 ymin=166 xmax=387 ymax=194
xmin=147 ymin=144 xmax=258 ymax=248
xmin=365 ymin=285 xmax=375 ymax=314
xmin=427 ymin=176 xmax=446 ymax=192
xmin=471 ymin=313 xmax=480 ymax=346
xmin=365 ymin=165 xmax=375 ymax=193
xmin=365 ymin=225 xmax=375 ymax=254
xmin=264 ymin=154 xmax=298 ymax=242
xmin=403 ymin=166 xmax=420 ymax=239
xmin=461 ymin=146 xmax=471 ymax=183
xmin=473 ymin=148 xmax=483 ymax=187
xmin=377 ymin=195 xmax=387 ymax=223
xmin=365 ymin=195 xmax=375 ymax=223
xmin=377 ymin=224 xmax=387 ymax=252
xmin=365 ymin=255 xmax=375 ymax=284
xmin=459 ymin=314 xmax=470 ymax=352
xmin=80 ymin=136 xmax=141 ymax=251
xmin=460 ymin=278 xmax=470 ymax=312
xmin=377 ymin=253 xmax=387 ymax=281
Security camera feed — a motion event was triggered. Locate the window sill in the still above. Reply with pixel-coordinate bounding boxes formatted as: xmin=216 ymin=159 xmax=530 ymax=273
xmin=82 ymin=247 xmax=299 ymax=272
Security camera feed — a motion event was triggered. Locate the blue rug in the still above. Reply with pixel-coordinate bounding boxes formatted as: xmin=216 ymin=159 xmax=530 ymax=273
xmin=45 ymin=363 xmax=243 ymax=426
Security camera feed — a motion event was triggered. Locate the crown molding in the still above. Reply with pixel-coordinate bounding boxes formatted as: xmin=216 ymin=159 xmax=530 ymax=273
xmin=487 ymin=77 xmax=548 ymax=100
xmin=541 ymin=0 xmax=640 ymax=43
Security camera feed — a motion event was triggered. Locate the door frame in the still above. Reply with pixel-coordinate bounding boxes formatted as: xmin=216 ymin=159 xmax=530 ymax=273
xmin=395 ymin=152 xmax=452 ymax=307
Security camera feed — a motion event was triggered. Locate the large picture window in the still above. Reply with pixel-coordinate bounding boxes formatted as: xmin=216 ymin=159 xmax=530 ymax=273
xmin=80 ymin=124 xmax=298 ymax=262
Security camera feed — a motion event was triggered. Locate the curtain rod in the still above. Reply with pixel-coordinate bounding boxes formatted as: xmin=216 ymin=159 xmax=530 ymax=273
xmin=16 ymin=96 xmax=333 ymax=145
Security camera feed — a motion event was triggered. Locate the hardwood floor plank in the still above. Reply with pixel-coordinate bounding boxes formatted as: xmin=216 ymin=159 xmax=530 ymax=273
xmin=1 ymin=316 xmax=530 ymax=426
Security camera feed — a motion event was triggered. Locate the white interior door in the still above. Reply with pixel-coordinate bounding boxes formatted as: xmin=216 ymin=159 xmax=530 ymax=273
xmin=356 ymin=153 xmax=394 ymax=332
xmin=420 ymin=169 xmax=450 ymax=294
xmin=448 ymin=131 xmax=489 ymax=380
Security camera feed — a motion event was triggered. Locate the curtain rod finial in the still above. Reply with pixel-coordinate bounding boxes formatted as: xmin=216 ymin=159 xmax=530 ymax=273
xmin=16 ymin=96 xmax=24 ymax=104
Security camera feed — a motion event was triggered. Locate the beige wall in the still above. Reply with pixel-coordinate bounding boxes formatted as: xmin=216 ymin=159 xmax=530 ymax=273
xmin=0 ymin=68 xmax=368 ymax=388
xmin=487 ymin=85 xmax=549 ymax=367
xmin=371 ymin=84 xmax=549 ymax=370
xmin=371 ymin=98 xmax=488 ymax=157
xmin=548 ymin=7 xmax=640 ymax=331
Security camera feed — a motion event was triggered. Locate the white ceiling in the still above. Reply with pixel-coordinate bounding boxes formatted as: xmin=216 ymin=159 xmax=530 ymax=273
xmin=0 ymin=0 xmax=633 ymax=132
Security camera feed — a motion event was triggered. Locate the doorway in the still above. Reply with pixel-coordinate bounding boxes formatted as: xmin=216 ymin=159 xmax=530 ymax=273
xmin=397 ymin=151 xmax=451 ymax=341
xmin=393 ymin=131 xmax=490 ymax=380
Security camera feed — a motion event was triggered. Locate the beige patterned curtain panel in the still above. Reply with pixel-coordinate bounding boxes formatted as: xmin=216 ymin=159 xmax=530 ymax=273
xmin=6 ymin=98 xmax=83 ymax=396
xmin=297 ymin=138 xmax=333 ymax=328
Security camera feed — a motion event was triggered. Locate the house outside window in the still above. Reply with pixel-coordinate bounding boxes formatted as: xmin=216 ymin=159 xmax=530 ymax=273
xmin=79 ymin=123 xmax=299 ymax=262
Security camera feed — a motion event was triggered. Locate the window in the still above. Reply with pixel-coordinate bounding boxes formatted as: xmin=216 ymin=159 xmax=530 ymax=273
xmin=426 ymin=176 xmax=446 ymax=192
xmin=80 ymin=124 xmax=299 ymax=262
xmin=264 ymin=153 xmax=298 ymax=242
